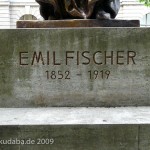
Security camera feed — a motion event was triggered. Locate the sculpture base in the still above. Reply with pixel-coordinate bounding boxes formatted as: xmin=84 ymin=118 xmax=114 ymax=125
xmin=0 ymin=28 xmax=149 ymax=107
xmin=17 ymin=19 xmax=140 ymax=28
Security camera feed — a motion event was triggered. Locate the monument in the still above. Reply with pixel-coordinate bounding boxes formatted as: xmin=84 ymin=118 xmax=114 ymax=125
xmin=17 ymin=0 xmax=140 ymax=28
xmin=8 ymin=0 xmax=149 ymax=108
xmin=0 ymin=1 xmax=150 ymax=150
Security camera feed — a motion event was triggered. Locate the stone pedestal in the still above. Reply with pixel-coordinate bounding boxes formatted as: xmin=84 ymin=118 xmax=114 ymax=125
xmin=0 ymin=27 xmax=150 ymax=149
xmin=0 ymin=28 xmax=149 ymax=107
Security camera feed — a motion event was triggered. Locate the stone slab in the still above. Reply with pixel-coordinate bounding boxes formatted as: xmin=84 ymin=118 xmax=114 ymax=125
xmin=0 ymin=107 xmax=150 ymax=150
xmin=0 ymin=107 xmax=150 ymax=125
xmin=17 ymin=19 xmax=140 ymax=28
xmin=0 ymin=124 xmax=150 ymax=150
xmin=0 ymin=28 xmax=150 ymax=107
xmin=0 ymin=125 xmax=139 ymax=150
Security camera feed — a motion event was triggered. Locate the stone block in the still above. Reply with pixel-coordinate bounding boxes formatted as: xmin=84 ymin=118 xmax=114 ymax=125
xmin=0 ymin=125 xmax=139 ymax=150
xmin=0 ymin=28 xmax=149 ymax=107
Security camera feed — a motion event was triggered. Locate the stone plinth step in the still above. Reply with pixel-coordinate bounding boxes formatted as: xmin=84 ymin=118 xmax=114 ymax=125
xmin=1 ymin=107 xmax=150 ymax=125
xmin=0 ymin=107 xmax=150 ymax=150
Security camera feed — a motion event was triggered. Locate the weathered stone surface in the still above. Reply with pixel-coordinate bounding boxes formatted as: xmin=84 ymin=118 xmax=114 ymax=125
xmin=0 ymin=107 xmax=150 ymax=125
xmin=139 ymin=125 xmax=150 ymax=150
xmin=0 ymin=124 xmax=150 ymax=150
xmin=17 ymin=19 xmax=140 ymax=28
xmin=0 ymin=125 xmax=139 ymax=150
xmin=0 ymin=108 xmax=150 ymax=150
xmin=0 ymin=28 xmax=149 ymax=107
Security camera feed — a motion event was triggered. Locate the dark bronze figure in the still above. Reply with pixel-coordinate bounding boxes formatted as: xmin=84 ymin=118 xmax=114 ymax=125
xmin=36 ymin=0 xmax=120 ymax=20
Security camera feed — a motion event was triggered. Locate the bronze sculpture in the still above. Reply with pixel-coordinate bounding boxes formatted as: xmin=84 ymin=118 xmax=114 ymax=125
xmin=36 ymin=0 xmax=120 ymax=20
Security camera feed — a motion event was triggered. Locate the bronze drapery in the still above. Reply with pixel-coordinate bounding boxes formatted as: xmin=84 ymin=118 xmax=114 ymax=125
xmin=36 ymin=0 xmax=120 ymax=20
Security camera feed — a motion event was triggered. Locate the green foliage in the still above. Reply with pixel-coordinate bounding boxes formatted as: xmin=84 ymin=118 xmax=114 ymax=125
xmin=139 ymin=0 xmax=150 ymax=6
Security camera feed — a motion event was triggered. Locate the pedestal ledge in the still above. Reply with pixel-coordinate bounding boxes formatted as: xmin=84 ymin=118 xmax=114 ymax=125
xmin=0 ymin=107 xmax=150 ymax=125
xmin=17 ymin=19 xmax=140 ymax=28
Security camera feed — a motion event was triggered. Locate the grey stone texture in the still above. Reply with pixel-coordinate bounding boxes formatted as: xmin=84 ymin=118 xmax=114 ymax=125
xmin=0 ymin=107 xmax=150 ymax=125
xmin=0 ymin=107 xmax=150 ymax=150
xmin=0 ymin=125 xmax=150 ymax=150
xmin=0 ymin=28 xmax=149 ymax=107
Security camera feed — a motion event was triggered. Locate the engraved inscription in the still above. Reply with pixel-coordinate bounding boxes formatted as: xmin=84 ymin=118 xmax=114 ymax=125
xmin=46 ymin=71 xmax=70 ymax=80
xmin=19 ymin=51 xmax=136 ymax=66
xmin=19 ymin=50 xmax=136 ymax=81
xmin=88 ymin=70 xmax=110 ymax=80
